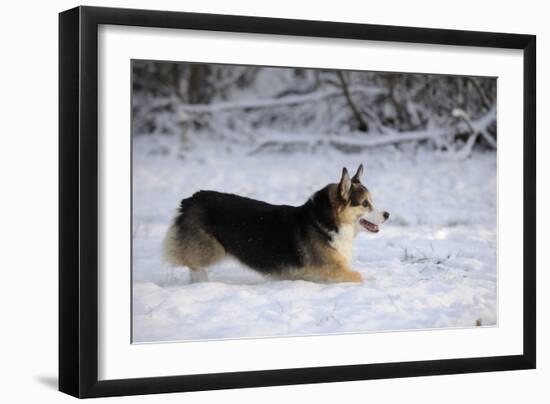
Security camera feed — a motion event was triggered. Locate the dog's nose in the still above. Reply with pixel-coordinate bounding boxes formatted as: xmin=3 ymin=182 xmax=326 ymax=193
xmin=383 ymin=211 xmax=390 ymax=220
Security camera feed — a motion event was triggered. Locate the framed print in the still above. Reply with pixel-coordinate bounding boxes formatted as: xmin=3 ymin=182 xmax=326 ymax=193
xmin=59 ymin=6 xmax=536 ymax=398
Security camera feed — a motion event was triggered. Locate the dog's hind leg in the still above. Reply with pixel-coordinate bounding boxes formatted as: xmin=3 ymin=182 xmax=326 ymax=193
xmin=164 ymin=223 xmax=226 ymax=283
xmin=189 ymin=267 xmax=209 ymax=283
xmin=185 ymin=232 xmax=225 ymax=283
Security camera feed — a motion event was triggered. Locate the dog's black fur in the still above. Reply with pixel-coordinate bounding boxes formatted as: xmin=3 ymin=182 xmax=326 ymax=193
xmin=175 ymin=189 xmax=336 ymax=274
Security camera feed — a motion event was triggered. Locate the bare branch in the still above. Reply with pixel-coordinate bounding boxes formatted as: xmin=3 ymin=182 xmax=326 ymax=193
xmin=335 ymin=71 xmax=369 ymax=132
xmin=466 ymin=77 xmax=491 ymax=109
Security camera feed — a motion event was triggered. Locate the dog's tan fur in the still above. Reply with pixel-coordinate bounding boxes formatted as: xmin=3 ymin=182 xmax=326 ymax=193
xmin=279 ymin=168 xmax=373 ymax=283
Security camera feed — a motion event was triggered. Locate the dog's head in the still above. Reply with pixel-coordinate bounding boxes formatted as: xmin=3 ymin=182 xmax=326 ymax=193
xmin=333 ymin=164 xmax=389 ymax=233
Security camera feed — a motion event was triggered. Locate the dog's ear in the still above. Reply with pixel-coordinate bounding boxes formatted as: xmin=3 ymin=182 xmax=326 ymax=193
xmin=338 ymin=167 xmax=352 ymax=201
xmin=352 ymin=164 xmax=364 ymax=183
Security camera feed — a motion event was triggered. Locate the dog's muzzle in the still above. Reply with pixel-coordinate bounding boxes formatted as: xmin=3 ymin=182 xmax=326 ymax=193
xmin=359 ymin=211 xmax=390 ymax=233
xmin=359 ymin=218 xmax=380 ymax=233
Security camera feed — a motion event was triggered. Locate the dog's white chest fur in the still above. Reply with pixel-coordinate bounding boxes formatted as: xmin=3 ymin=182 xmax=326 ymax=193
xmin=329 ymin=224 xmax=354 ymax=263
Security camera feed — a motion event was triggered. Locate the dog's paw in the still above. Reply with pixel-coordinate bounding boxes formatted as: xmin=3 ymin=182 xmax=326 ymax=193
xmin=343 ymin=270 xmax=363 ymax=283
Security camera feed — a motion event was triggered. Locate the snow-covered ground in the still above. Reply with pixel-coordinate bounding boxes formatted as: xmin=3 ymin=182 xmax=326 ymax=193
xmin=132 ymin=136 xmax=497 ymax=343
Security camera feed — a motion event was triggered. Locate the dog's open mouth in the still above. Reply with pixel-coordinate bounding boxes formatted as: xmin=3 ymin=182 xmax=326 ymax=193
xmin=359 ymin=218 xmax=379 ymax=233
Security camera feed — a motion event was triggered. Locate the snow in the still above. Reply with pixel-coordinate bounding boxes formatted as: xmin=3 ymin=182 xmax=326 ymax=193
xmin=132 ymin=136 xmax=496 ymax=343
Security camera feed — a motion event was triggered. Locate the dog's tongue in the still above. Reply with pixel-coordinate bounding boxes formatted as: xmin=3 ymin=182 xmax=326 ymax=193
xmin=360 ymin=219 xmax=379 ymax=233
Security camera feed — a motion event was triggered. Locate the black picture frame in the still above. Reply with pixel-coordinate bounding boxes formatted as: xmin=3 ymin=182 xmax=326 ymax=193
xmin=59 ymin=5 xmax=536 ymax=398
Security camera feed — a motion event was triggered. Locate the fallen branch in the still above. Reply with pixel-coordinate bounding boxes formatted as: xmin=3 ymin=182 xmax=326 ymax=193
xmin=248 ymin=109 xmax=496 ymax=154
xmin=173 ymin=85 xmax=387 ymax=114
xmin=247 ymin=128 xmax=448 ymax=154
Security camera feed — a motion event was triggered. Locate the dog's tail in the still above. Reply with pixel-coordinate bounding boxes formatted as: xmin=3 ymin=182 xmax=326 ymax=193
xmin=162 ymin=195 xmax=198 ymax=267
xmin=162 ymin=220 xmax=181 ymax=267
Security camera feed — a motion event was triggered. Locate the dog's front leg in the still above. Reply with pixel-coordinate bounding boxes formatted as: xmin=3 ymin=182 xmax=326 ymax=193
xmin=337 ymin=269 xmax=363 ymax=283
xmin=298 ymin=265 xmax=362 ymax=283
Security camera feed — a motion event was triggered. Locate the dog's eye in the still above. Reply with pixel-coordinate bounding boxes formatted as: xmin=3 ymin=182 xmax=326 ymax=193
xmin=362 ymin=200 xmax=370 ymax=208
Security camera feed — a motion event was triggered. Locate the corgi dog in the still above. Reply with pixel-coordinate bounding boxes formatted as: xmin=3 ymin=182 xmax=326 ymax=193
xmin=164 ymin=165 xmax=389 ymax=283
